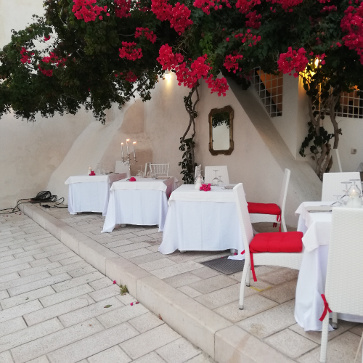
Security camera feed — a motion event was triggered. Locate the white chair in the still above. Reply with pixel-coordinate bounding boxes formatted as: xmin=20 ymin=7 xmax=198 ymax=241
xmin=321 ymin=171 xmax=360 ymax=201
xmin=204 ymin=165 xmax=229 ymax=184
xmin=115 ymin=161 xmax=131 ymax=178
xmin=144 ymin=162 xmax=150 ymax=176
xmin=233 ymin=183 xmax=303 ymax=309
xmin=149 ymin=163 xmax=169 ymax=177
xmin=320 ymin=207 xmax=363 ymax=363
xmin=248 ymin=168 xmax=290 ymax=232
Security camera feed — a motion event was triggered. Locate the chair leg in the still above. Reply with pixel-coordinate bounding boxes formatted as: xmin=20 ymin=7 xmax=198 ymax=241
xmin=239 ymin=260 xmax=250 ymax=309
xmin=320 ymin=313 xmax=330 ymax=363
xmin=246 ymin=267 xmax=250 ymax=287
xmin=331 ymin=312 xmax=338 ymax=329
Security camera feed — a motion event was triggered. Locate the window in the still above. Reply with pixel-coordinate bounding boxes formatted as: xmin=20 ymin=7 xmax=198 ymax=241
xmin=336 ymin=87 xmax=363 ymax=119
xmin=252 ymin=68 xmax=283 ymax=117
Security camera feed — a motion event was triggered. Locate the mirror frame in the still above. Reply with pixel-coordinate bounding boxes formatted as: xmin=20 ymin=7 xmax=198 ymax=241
xmin=208 ymin=105 xmax=234 ymax=155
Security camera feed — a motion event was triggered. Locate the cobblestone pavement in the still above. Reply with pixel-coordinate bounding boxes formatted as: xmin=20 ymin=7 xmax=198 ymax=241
xmin=0 ymin=211 xmax=214 ymax=363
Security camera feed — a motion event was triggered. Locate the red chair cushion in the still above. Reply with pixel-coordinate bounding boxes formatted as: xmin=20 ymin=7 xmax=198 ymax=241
xmin=250 ymin=231 xmax=303 ymax=253
xmin=247 ymin=202 xmax=281 ymax=215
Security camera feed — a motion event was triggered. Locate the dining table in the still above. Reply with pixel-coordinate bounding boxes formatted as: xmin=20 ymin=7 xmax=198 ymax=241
xmin=101 ymin=176 xmax=177 ymax=233
xmin=159 ymin=184 xmax=244 ymax=254
xmin=294 ymin=200 xmax=363 ymax=331
xmin=65 ymin=173 xmax=127 ymax=216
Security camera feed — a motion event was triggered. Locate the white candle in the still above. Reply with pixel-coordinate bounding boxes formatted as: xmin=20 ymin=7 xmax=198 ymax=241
xmin=133 ymin=141 xmax=136 ymax=159
xmin=126 ymin=139 xmax=130 ymax=154
xmin=121 ymin=142 xmax=124 ymax=158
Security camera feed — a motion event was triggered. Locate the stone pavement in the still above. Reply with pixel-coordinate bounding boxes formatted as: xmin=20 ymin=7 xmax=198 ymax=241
xmin=0 ymin=211 xmax=214 ymax=363
xmin=1 ymin=203 xmax=362 ymax=362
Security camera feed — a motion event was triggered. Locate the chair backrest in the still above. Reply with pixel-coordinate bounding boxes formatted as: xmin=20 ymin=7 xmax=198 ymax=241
xmin=325 ymin=207 xmax=363 ymax=316
xmin=278 ymin=168 xmax=291 ymax=213
xmin=115 ymin=161 xmax=130 ymax=178
xmin=233 ymin=183 xmax=255 ymax=259
xmin=149 ymin=163 xmax=169 ymax=177
xmin=204 ymin=165 xmax=230 ymax=184
xmin=144 ymin=162 xmax=150 ymax=176
xmin=321 ymin=172 xmax=361 ymax=201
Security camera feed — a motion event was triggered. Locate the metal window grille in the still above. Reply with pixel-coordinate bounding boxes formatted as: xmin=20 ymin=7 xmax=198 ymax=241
xmin=252 ymin=68 xmax=283 ymax=117
xmin=336 ymin=88 xmax=363 ymax=119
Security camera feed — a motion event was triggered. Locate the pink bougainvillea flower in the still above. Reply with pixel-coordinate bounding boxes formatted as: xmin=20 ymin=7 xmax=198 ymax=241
xmin=113 ymin=280 xmax=117 ymax=284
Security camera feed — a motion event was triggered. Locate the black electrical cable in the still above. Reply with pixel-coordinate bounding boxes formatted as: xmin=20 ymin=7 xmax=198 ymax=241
xmin=0 ymin=193 xmax=68 ymax=215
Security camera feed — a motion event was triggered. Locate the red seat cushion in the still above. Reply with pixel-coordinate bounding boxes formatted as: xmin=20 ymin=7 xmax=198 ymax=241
xmin=247 ymin=202 xmax=281 ymax=215
xmin=250 ymin=231 xmax=303 ymax=253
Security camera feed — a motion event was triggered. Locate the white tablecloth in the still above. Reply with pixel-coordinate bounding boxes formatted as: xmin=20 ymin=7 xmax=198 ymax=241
xmin=294 ymin=201 xmax=363 ymax=331
xmin=65 ymin=173 xmax=126 ymax=216
xmin=159 ymin=184 xmax=244 ymax=254
xmin=102 ymin=177 xmax=177 ymax=233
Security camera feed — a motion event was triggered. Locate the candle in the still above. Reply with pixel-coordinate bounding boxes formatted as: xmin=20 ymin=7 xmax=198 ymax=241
xmin=121 ymin=142 xmax=124 ymax=158
xmin=133 ymin=141 xmax=136 ymax=159
xmin=126 ymin=139 xmax=130 ymax=155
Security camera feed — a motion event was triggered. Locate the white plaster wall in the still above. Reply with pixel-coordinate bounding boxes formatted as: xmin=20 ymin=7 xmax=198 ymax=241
xmin=0 ymin=0 xmax=93 ymax=209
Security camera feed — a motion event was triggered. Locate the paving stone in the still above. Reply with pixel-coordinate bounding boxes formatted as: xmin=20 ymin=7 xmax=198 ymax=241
xmin=0 ymin=300 xmax=43 ymax=323
xmin=87 ymin=284 xmax=120 ymax=302
xmin=178 ymin=285 xmax=202 ymax=298
xmin=47 ymin=261 xmax=90 ymax=276
xmin=48 ymin=251 xmax=78 ymax=262
xmin=139 ymin=258 xmax=176 ymax=272
xmin=132 ymin=352 xmax=166 ymax=363
xmin=150 ymin=261 xmax=203 ymax=279
xmin=0 ymin=318 xmax=63 ymax=353
xmin=11 ymin=318 xmax=104 ymax=363
xmin=156 ymin=337 xmax=201 ymax=363
xmin=184 ymin=353 xmax=215 ymax=362
xmin=52 ymin=271 xmax=104 ymax=292
xmin=260 ymin=279 xmax=298 ymax=304
xmin=46 ymin=323 xmax=139 ymax=363
xmin=0 ymin=317 xmax=27 ymax=338
xmin=120 ymin=324 xmax=180 ymax=360
xmin=265 ymin=329 xmax=318 ymax=359
xmin=214 ymin=294 xmax=279 ymax=323
xmin=0 ymin=350 xmax=13 ymax=363
xmin=97 ymin=303 xmax=148 ymax=329
xmin=8 ymin=273 xmax=72 ymax=297
xmin=163 ymin=272 xmax=202 ymax=288
xmin=18 ymin=262 xmax=62 ymax=277
xmin=188 ymin=275 xmax=237 ymax=294
xmin=297 ymin=331 xmax=362 ymax=363
xmin=26 ymin=356 xmax=50 ymax=363
xmin=0 ymin=272 xmax=20 ymax=284
xmin=237 ymin=300 xmax=297 ymax=339
xmin=59 ymin=255 xmax=84 ymax=265
xmin=67 ymin=264 xmax=97 ymax=278
xmin=0 ymin=255 xmax=15 ymax=264
xmin=1 ymin=286 xmax=55 ymax=309
xmin=128 ymin=312 xmax=164 ymax=333
xmin=24 ymin=294 xmax=94 ymax=326
xmin=29 ymin=258 xmax=53 ymax=268
xmin=59 ymin=296 xmax=124 ymax=327
xmin=87 ymin=346 xmax=132 ymax=363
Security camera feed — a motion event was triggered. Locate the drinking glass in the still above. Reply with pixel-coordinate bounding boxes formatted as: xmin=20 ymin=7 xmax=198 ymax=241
xmin=212 ymin=170 xmax=219 ymax=185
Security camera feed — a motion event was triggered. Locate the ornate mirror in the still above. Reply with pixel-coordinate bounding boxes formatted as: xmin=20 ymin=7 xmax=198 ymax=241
xmin=209 ymin=105 xmax=234 ymax=155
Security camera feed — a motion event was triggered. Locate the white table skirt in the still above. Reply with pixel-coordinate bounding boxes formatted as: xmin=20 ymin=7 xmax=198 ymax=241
xmin=294 ymin=201 xmax=363 ymax=331
xmin=159 ymin=184 xmax=244 ymax=254
xmin=65 ymin=173 xmax=126 ymax=216
xmin=102 ymin=177 xmax=176 ymax=233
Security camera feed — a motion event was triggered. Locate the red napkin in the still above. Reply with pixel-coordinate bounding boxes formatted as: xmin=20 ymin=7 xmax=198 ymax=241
xmin=89 ymin=171 xmax=95 ymax=176
xmin=129 ymin=177 xmax=136 ymax=181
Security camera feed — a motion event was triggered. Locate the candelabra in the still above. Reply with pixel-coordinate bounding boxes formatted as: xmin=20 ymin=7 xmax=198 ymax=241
xmin=120 ymin=139 xmax=137 ymax=173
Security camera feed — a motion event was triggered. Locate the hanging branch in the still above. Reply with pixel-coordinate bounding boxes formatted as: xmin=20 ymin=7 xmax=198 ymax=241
xmin=179 ymin=82 xmax=200 ymax=184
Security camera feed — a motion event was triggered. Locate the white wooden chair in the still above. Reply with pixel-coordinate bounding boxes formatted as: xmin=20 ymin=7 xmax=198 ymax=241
xmin=332 ymin=149 xmax=343 ymax=172
xmin=204 ymin=165 xmax=229 ymax=184
xmin=248 ymin=168 xmax=290 ymax=232
xmin=149 ymin=163 xmax=169 ymax=177
xmin=233 ymin=183 xmax=303 ymax=310
xmin=321 ymin=171 xmax=360 ymax=201
xmin=320 ymin=207 xmax=363 ymax=363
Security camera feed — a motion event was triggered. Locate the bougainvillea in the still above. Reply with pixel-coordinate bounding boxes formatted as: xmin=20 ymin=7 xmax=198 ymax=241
xmin=72 ymin=0 xmax=109 ymax=22
xmin=119 ymin=42 xmax=143 ymax=60
xmin=277 ymin=47 xmax=309 ymax=77
xmin=135 ymin=28 xmax=157 ymax=43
